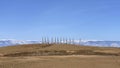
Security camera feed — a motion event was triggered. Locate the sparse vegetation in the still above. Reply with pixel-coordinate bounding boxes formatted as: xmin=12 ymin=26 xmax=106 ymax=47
xmin=0 ymin=44 xmax=120 ymax=57
xmin=0 ymin=44 xmax=120 ymax=68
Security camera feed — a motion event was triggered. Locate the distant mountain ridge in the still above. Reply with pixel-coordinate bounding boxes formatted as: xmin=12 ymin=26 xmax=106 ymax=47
xmin=0 ymin=39 xmax=41 ymax=46
xmin=79 ymin=40 xmax=120 ymax=47
xmin=0 ymin=39 xmax=120 ymax=47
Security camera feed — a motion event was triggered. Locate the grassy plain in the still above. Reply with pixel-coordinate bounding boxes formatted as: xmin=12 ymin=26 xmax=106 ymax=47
xmin=0 ymin=56 xmax=120 ymax=68
xmin=0 ymin=44 xmax=120 ymax=68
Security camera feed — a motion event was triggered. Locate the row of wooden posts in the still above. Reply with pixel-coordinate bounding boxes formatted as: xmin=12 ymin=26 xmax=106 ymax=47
xmin=41 ymin=37 xmax=81 ymax=45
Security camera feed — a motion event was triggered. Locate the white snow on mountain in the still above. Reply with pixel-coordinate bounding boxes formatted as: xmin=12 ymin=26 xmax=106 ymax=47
xmin=0 ymin=39 xmax=41 ymax=47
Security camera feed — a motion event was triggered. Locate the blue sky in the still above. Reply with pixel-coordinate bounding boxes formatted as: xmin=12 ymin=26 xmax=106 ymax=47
xmin=0 ymin=0 xmax=120 ymax=40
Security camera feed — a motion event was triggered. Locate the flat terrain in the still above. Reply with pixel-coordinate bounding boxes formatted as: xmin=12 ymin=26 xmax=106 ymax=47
xmin=0 ymin=44 xmax=120 ymax=68
xmin=0 ymin=55 xmax=120 ymax=68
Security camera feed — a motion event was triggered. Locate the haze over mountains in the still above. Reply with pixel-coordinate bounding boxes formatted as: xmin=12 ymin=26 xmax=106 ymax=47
xmin=0 ymin=39 xmax=41 ymax=46
xmin=0 ymin=39 xmax=120 ymax=47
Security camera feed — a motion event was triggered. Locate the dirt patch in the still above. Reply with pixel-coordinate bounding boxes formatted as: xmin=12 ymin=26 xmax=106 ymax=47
xmin=0 ymin=56 xmax=120 ymax=68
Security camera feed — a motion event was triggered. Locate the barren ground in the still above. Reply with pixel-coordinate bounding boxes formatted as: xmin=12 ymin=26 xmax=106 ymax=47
xmin=0 ymin=44 xmax=120 ymax=68
xmin=0 ymin=55 xmax=120 ymax=68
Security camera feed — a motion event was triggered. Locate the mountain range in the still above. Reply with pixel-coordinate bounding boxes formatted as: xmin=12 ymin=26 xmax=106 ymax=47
xmin=0 ymin=39 xmax=120 ymax=47
xmin=0 ymin=39 xmax=41 ymax=47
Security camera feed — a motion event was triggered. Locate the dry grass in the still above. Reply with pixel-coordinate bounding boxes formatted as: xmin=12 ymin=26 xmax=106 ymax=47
xmin=0 ymin=44 xmax=120 ymax=68
xmin=0 ymin=56 xmax=120 ymax=68
xmin=0 ymin=44 xmax=120 ymax=56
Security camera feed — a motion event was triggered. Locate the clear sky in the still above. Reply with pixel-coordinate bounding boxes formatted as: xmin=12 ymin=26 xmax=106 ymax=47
xmin=0 ymin=0 xmax=120 ymax=41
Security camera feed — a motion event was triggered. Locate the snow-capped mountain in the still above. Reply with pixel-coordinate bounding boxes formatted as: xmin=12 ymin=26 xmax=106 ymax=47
xmin=78 ymin=40 xmax=120 ymax=47
xmin=0 ymin=39 xmax=41 ymax=47
xmin=0 ymin=39 xmax=120 ymax=47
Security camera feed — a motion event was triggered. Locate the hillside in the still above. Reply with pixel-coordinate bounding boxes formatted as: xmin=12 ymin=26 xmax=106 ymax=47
xmin=0 ymin=44 xmax=120 ymax=57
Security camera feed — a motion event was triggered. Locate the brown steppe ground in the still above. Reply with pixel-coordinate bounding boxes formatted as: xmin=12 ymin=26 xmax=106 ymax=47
xmin=0 ymin=44 xmax=120 ymax=68
xmin=0 ymin=56 xmax=120 ymax=68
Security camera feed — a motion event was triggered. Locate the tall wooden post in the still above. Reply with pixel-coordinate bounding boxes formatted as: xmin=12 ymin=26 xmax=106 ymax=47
xmin=72 ymin=38 xmax=75 ymax=45
xmin=51 ymin=37 xmax=53 ymax=44
xmin=41 ymin=37 xmax=43 ymax=44
xmin=79 ymin=38 xmax=81 ymax=45
xmin=69 ymin=38 xmax=72 ymax=44
xmin=65 ymin=38 xmax=68 ymax=44
xmin=59 ymin=37 xmax=62 ymax=44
